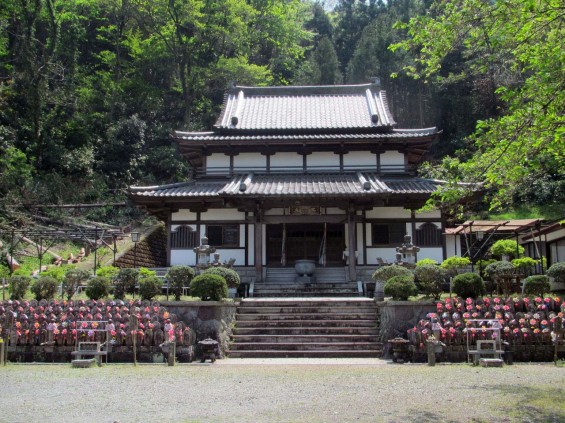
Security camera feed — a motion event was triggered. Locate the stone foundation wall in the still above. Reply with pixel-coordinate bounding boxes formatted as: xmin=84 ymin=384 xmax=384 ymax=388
xmin=162 ymin=301 xmax=238 ymax=357
xmin=376 ymin=300 xmax=436 ymax=341
xmin=231 ymin=266 xmax=256 ymax=285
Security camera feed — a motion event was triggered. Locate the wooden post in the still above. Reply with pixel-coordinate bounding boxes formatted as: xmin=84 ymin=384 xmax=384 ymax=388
xmin=130 ymin=315 xmax=138 ymax=367
xmin=254 ymin=207 xmax=263 ymax=282
xmin=0 ymin=338 xmax=4 ymax=366
xmin=348 ymin=209 xmax=357 ymax=282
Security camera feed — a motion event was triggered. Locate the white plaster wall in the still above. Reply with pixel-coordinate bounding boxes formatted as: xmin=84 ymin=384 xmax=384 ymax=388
xmin=307 ymin=152 xmax=340 ymax=171
xmin=366 ymin=207 xmax=411 ymax=219
xmin=265 ymin=208 xmax=285 ymax=216
xmin=214 ymin=248 xmax=246 ymax=266
xmin=171 ymin=210 xmax=197 ymax=221
xmin=416 ymin=210 xmax=442 ymax=219
xmin=417 ymin=248 xmax=444 ymax=263
xmin=380 ymin=151 xmax=405 ymax=172
xmin=343 ymin=151 xmax=376 ymax=169
xmin=206 ymin=153 xmax=230 ymax=170
xmin=171 ymin=250 xmax=196 ymax=266
xmin=239 ymin=224 xmax=246 ymax=248
xmin=270 ymin=152 xmax=302 ymax=171
xmin=234 ymin=153 xmax=265 ymax=171
xmin=201 ymin=209 xmax=245 ymax=220
xmin=248 ymin=224 xmax=255 ymax=265
xmin=445 ymin=235 xmax=461 ymax=257
xmin=366 ymin=248 xmax=397 ymax=264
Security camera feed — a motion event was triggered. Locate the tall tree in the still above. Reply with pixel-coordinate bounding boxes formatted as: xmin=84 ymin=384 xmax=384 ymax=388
xmin=296 ymin=36 xmax=342 ymax=85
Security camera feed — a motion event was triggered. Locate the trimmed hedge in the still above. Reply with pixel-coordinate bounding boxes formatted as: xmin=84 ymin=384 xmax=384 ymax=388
xmin=166 ymin=266 xmax=195 ymax=301
xmin=139 ymin=275 xmax=163 ymax=301
xmin=8 ymin=275 xmax=32 ymax=300
xmin=189 ymin=273 xmax=228 ymax=301
xmin=452 ymin=272 xmax=484 ymax=298
xmin=523 ymin=275 xmax=550 ymax=297
xmin=85 ymin=276 xmax=111 ymax=300
xmin=384 ymin=275 xmax=418 ymax=300
xmin=202 ymin=267 xmax=240 ymax=288
xmin=31 ymin=276 xmax=58 ymax=301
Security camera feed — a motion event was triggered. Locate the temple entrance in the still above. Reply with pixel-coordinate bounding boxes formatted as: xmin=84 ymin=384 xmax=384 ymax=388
xmin=266 ymin=223 xmax=345 ymax=267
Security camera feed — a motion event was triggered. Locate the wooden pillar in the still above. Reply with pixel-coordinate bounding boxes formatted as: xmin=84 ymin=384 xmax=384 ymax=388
xmin=254 ymin=207 xmax=263 ymax=282
xmin=165 ymin=214 xmax=172 ymax=266
xmin=348 ymin=209 xmax=357 ymax=281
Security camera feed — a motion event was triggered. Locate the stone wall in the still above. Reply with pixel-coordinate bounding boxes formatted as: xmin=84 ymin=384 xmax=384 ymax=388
xmin=376 ymin=300 xmax=436 ymax=341
xmin=162 ymin=301 xmax=238 ymax=358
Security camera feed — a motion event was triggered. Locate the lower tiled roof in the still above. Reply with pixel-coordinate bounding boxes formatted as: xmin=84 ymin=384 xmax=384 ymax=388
xmin=129 ymin=173 xmax=444 ymax=199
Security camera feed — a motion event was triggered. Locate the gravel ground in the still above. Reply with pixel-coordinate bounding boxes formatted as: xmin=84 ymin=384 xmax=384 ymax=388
xmin=1 ymin=359 xmax=564 ymax=423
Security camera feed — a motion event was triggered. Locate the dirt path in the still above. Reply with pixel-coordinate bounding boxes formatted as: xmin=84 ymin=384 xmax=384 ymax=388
xmin=0 ymin=360 xmax=563 ymax=422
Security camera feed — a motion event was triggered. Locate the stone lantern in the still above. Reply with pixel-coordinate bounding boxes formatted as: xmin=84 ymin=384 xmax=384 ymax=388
xmin=193 ymin=236 xmax=216 ymax=271
xmin=396 ymin=234 xmax=420 ymax=267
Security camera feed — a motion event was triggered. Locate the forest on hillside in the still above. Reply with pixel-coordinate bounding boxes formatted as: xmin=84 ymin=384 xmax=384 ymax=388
xmin=0 ymin=0 xmax=563 ymax=228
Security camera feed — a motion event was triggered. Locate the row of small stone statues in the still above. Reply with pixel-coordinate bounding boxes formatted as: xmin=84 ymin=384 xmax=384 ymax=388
xmin=0 ymin=298 xmax=194 ymax=347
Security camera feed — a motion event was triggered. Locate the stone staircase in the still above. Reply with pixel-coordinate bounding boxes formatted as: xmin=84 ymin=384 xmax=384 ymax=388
xmin=230 ymin=298 xmax=382 ymax=358
xmin=254 ymin=267 xmax=359 ymax=297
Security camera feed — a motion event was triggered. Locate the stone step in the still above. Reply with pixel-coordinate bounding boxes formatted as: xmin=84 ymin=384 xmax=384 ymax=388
xmin=237 ymin=306 xmax=377 ymax=314
xmin=229 ymin=350 xmax=382 ymax=358
xmin=240 ymin=298 xmax=375 ymax=307
xmin=253 ymin=289 xmax=359 ymax=296
xmin=233 ymin=327 xmax=378 ymax=335
xmin=232 ymin=334 xmax=379 ymax=343
xmin=235 ymin=319 xmax=377 ymax=328
xmin=230 ymin=342 xmax=382 ymax=351
xmin=236 ymin=312 xmax=377 ymax=321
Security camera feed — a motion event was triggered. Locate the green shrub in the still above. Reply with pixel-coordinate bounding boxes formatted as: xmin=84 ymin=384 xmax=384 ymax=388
xmin=114 ymin=268 xmax=138 ymax=299
xmin=523 ymin=275 xmax=550 ymax=297
xmin=484 ymin=261 xmax=518 ymax=296
xmin=512 ymin=257 xmax=538 ymax=277
xmin=440 ymin=257 xmax=471 ymax=276
xmin=139 ymin=275 xmax=163 ymax=301
xmin=414 ymin=264 xmax=445 ymax=299
xmin=139 ymin=267 xmax=157 ymax=278
xmin=8 ymin=275 xmax=31 ymax=300
xmin=30 ymin=276 xmax=58 ymax=301
xmin=372 ymin=264 xmax=413 ymax=281
xmin=490 ymin=239 xmax=524 ymax=259
xmin=189 ymin=273 xmax=228 ymax=301
xmin=452 ymin=272 xmax=484 ymax=299
xmin=384 ymin=275 xmax=418 ymax=300
xmin=547 ymin=262 xmax=565 ymax=284
xmin=416 ymin=258 xmax=438 ymax=267
xmin=166 ymin=266 xmax=195 ymax=301
xmin=85 ymin=276 xmax=111 ymax=300
xmin=41 ymin=266 xmax=67 ymax=282
xmin=63 ymin=269 xmax=90 ymax=300
xmin=96 ymin=266 xmax=120 ymax=280
xmin=203 ymin=267 xmax=240 ymax=288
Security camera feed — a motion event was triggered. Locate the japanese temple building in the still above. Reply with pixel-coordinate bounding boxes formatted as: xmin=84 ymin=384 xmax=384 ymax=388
xmin=129 ymin=81 xmax=451 ymax=286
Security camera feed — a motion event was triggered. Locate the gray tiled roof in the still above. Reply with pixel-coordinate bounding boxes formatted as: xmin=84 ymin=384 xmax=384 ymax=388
xmin=214 ymin=83 xmax=396 ymax=131
xmin=129 ymin=174 xmax=443 ymax=199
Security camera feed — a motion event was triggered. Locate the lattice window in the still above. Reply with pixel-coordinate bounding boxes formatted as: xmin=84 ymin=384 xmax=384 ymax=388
xmin=171 ymin=225 xmax=198 ymax=249
xmin=207 ymin=224 xmax=239 ymax=247
xmin=414 ymin=223 xmax=442 ymax=246
xmin=372 ymin=223 xmax=406 ymax=245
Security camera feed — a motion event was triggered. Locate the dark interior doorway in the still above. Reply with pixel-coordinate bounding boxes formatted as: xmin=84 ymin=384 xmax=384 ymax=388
xmin=266 ymin=223 xmax=345 ymax=267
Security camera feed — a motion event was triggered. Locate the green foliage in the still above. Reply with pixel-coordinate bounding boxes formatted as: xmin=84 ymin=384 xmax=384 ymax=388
xmin=138 ymin=267 xmax=157 ymax=278
xmin=202 ymin=267 xmax=240 ymax=289
xmin=295 ymin=37 xmax=342 ymax=85
xmin=189 ymin=273 xmax=228 ymax=301
xmin=8 ymin=275 xmax=31 ymax=300
xmin=63 ymin=269 xmax=90 ymax=300
xmin=484 ymin=261 xmax=518 ymax=296
xmin=96 ymin=266 xmax=120 ymax=280
xmin=166 ymin=266 xmax=196 ymax=301
xmin=416 ymin=258 xmax=438 ymax=267
xmin=523 ymin=275 xmax=550 ymax=297
xmin=512 ymin=257 xmax=538 ymax=277
xmin=440 ymin=257 xmax=471 ymax=275
xmin=547 ymin=262 xmax=565 ymax=285
xmin=414 ymin=264 xmax=445 ymax=299
xmin=85 ymin=276 xmax=111 ymax=300
xmin=384 ymin=275 xmax=418 ymax=301
xmin=372 ymin=264 xmax=413 ymax=282
xmin=452 ymin=273 xmax=484 ymax=299
xmin=41 ymin=267 xmax=67 ymax=283
xmin=30 ymin=276 xmax=58 ymax=301
xmin=114 ymin=268 xmax=138 ymax=300
xmin=490 ymin=240 xmax=524 ymax=259
xmin=138 ymin=275 xmax=163 ymax=301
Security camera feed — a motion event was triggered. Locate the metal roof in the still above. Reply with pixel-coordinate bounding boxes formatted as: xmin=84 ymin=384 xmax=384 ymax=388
xmin=129 ymin=173 xmax=444 ymax=199
xmin=213 ymin=83 xmax=396 ymax=131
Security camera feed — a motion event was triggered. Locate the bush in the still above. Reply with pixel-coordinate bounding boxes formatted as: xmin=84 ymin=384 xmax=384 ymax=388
xmin=139 ymin=275 xmax=163 ymax=301
xmin=440 ymin=257 xmax=471 ymax=276
xmin=166 ymin=266 xmax=195 ymax=301
xmin=63 ymin=269 xmax=90 ymax=300
xmin=85 ymin=276 xmax=111 ymax=300
xmin=490 ymin=239 xmax=524 ymax=260
xmin=114 ymin=268 xmax=138 ymax=299
xmin=512 ymin=257 xmax=538 ymax=277
xmin=452 ymin=272 xmax=484 ymax=299
xmin=416 ymin=258 xmax=438 ymax=267
xmin=384 ymin=275 xmax=418 ymax=300
xmin=484 ymin=261 xmax=518 ymax=296
xmin=189 ymin=273 xmax=228 ymax=301
xmin=41 ymin=266 xmax=67 ymax=282
xmin=203 ymin=267 xmax=240 ymax=288
xmin=30 ymin=276 xmax=58 ymax=301
xmin=414 ymin=264 xmax=445 ymax=299
xmin=523 ymin=275 xmax=550 ymax=297
xmin=372 ymin=264 xmax=413 ymax=281
xmin=547 ymin=262 xmax=565 ymax=284
xmin=8 ymin=275 xmax=31 ymax=300
xmin=96 ymin=266 xmax=120 ymax=280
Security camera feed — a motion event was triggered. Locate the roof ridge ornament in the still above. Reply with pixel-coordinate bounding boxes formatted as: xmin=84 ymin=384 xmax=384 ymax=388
xmin=365 ymin=89 xmax=380 ymax=124
xmin=231 ymin=90 xmax=245 ymax=126
xmin=239 ymin=173 xmax=254 ymax=192
xmin=356 ymin=172 xmax=371 ymax=191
